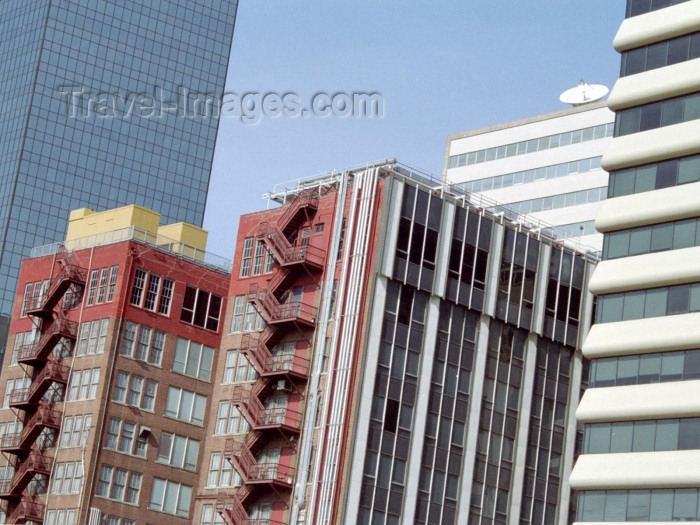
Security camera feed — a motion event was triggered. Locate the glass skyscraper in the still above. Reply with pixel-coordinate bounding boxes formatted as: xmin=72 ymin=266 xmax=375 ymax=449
xmin=0 ymin=0 xmax=238 ymax=348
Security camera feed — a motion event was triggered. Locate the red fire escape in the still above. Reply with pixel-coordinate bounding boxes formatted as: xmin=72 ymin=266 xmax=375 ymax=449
xmin=0 ymin=249 xmax=85 ymax=524
xmin=218 ymin=190 xmax=324 ymax=525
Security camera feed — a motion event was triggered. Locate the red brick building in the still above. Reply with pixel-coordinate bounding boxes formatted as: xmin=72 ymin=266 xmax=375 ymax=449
xmin=0 ymin=206 xmax=230 ymax=524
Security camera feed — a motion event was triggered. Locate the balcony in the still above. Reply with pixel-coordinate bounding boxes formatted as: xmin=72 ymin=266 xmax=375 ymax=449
xmin=17 ymin=317 xmax=77 ymax=366
xmin=1 ymin=405 xmax=61 ymax=454
xmin=216 ymin=491 xmax=286 ymax=525
xmin=224 ymin=440 xmax=296 ymax=488
xmin=248 ymin=285 xmax=317 ymax=327
xmin=257 ymin=223 xmax=326 ymax=271
xmin=231 ymin=385 xmax=303 ymax=432
xmin=275 ymin=189 xmax=319 ymax=233
xmin=6 ymin=497 xmax=45 ymax=523
xmin=240 ymin=335 xmax=310 ymax=379
xmin=9 ymin=362 xmax=70 ymax=410
xmin=0 ymin=451 xmax=51 ymax=500
xmin=25 ymin=257 xmax=87 ymax=318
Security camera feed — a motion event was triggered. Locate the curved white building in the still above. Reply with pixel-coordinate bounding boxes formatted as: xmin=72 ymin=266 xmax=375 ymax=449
xmin=570 ymin=0 xmax=700 ymax=522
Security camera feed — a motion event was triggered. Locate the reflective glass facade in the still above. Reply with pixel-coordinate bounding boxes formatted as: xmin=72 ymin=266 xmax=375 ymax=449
xmin=0 ymin=0 xmax=238 ymax=320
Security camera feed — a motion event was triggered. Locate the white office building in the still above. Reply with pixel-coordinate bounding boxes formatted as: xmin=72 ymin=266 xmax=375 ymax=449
xmin=444 ymin=101 xmax=614 ymax=250
xmin=570 ymin=0 xmax=700 ymax=522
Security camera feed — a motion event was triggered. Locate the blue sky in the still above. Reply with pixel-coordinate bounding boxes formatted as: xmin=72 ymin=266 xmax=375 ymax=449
xmin=203 ymin=0 xmax=625 ymax=258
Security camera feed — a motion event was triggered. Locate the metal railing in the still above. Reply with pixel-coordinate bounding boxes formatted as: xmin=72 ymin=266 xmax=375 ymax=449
xmin=30 ymin=225 xmax=232 ymax=273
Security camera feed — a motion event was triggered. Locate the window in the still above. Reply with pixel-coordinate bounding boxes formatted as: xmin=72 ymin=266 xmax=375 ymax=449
xmin=615 ymin=91 xmax=700 ymax=136
xmin=112 ymin=371 xmax=157 ymax=411
xmin=264 ymin=245 xmax=275 ymax=273
xmin=446 ymin=206 xmax=492 ymax=311
xmin=590 ymin=348 xmax=700 ymax=387
xmin=120 ymin=322 xmax=165 ymax=366
xmin=62 ymin=284 xmax=83 ymax=310
xmin=230 ymin=297 xmax=267 ymax=333
xmin=59 ymin=414 xmax=92 ymax=448
xmin=240 ymin=237 xmax=254 ymax=277
xmin=0 ymin=421 xmax=23 ymax=443
xmin=10 ymin=331 xmax=37 ymax=366
xmin=20 ymin=283 xmax=32 ymax=317
xmin=608 ymin=153 xmax=700 ymax=198
xmin=223 ymin=350 xmax=258 ymax=384
xmin=81 ymin=265 xmax=114 ymax=306
xmin=165 ymin=386 xmax=206 ymax=425
xmin=86 ymin=270 xmax=99 ymax=306
xmin=3 ymin=377 xmax=31 ymax=408
xmin=585 ymin=418 xmax=700 ymax=454
xmin=206 ymin=452 xmax=239 ymax=487
xmin=52 ymin=461 xmax=83 ymax=494
xmin=104 ymin=417 xmax=147 ymax=457
xmin=96 ymin=465 xmax=141 ymax=505
xmin=627 ymin=0 xmax=690 ymax=17
xmin=577 ymin=489 xmax=700 ymax=521
xmin=67 ymin=369 xmax=100 ymax=401
xmin=596 ymin=283 xmax=700 ymax=323
xmin=200 ymin=504 xmax=225 ymax=525
xmin=173 ymin=338 xmax=214 ymax=381
xmin=149 ymin=478 xmax=192 ymax=517
xmin=0 ymin=461 xmax=14 ymax=481
xmin=394 ymin=185 xmax=442 ymax=291
xmin=157 ymin=432 xmax=200 ymax=471
xmin=45 ymin=509 xmax=77 ymax=525
xmin=76 ymin=319 xmax=109 ymax=356
xmin=130 ymin=269 xmax=174 ymax=315
xmin=130 ymin=269 xmax=147 ymax=306
xmin=144 ymin=274 xmax=161 ymax=310
xmin=158 ymin=278 xmax=174 ymax=315
xmin=245 ymin=301 xmax=265 ymax=332
xmin=447 ymin=124 xmax=613 ymax=169
xmin=104 ymin=517 xmax=134 ymax=525
xmin=621 ymin=31 xmax=700 ymax=76
xmin=96 ymin=268 xmax=109 ymax=303
xmin=180 ymin=285 xmax=222 ymax=331
xmin=106 ymin=266 xmax=118 ymax=302
xmin=253 ymin=240 xmax=265 ymax=275
xmin=230 ymin=295 xmax=246 ymax=332
xmin=215 ymin=401 xmax=250 ymax=435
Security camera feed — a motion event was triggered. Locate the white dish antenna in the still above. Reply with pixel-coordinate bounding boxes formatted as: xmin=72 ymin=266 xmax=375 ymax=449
xmin=560 ymin=80 xmax=609 ymax=106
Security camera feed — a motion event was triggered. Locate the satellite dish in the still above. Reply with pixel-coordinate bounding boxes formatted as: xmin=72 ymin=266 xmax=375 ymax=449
xmin=559 ymin=80 xmax=609 ymax=106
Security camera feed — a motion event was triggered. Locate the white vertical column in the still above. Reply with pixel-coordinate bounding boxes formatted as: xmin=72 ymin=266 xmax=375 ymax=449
xmin=508 ymin=333 xmax=539 ymax=525
xmin=484 ymin=222 xmax=504 ymax=318
xmin=455 ymin=314 xmax=491 ymax=523
xmin=532 ymin=244 xmax=551 ymax=336
xmin=379 ymin=179 xmax=404 ymax=278
xmin=342 ymin=276 xmax=388 ymax=524
xmin=401 ymin=295 xmax=440 ymax=525
xmin=433 ymin=202 xmax=455 ymax=299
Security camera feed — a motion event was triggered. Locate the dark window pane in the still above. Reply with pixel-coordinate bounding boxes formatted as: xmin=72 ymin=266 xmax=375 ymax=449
xmin=640 ymin=102 xmax=662 ymax=131
xmin=661 ymin=98 xmax=684 ymax=127
xmin=667 ymin=286 xmax=690 ymax=314
xmin=668 ymin=36 xmax=690 ymax=64
xmin=624 ymin=47 xmax=647 ymax=75
xmin=646 ymin=41 xmax=668 ymax=69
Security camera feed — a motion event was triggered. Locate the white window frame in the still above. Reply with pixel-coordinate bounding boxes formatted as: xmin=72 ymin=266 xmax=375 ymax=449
xmin=164 ymin=386 xmax=206 ymax=426
xmin=173 ymin=338 xmax=214 ymax=381
xmin=148 ymin=478 xmax=192 ymax=517
xmin=157 ymin=432 xmax=200 ymax=471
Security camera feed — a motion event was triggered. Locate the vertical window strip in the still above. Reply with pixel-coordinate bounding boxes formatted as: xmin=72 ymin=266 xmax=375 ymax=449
xmin=86 ymin=270 xmax=99 ymax=306
xmin=106 ymin=265 xmax=118 ymax=302
xmin=240 ymin=237 xmax=254 ymax=277
xmin=130 ymin=269 xmax=147 ymax=306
